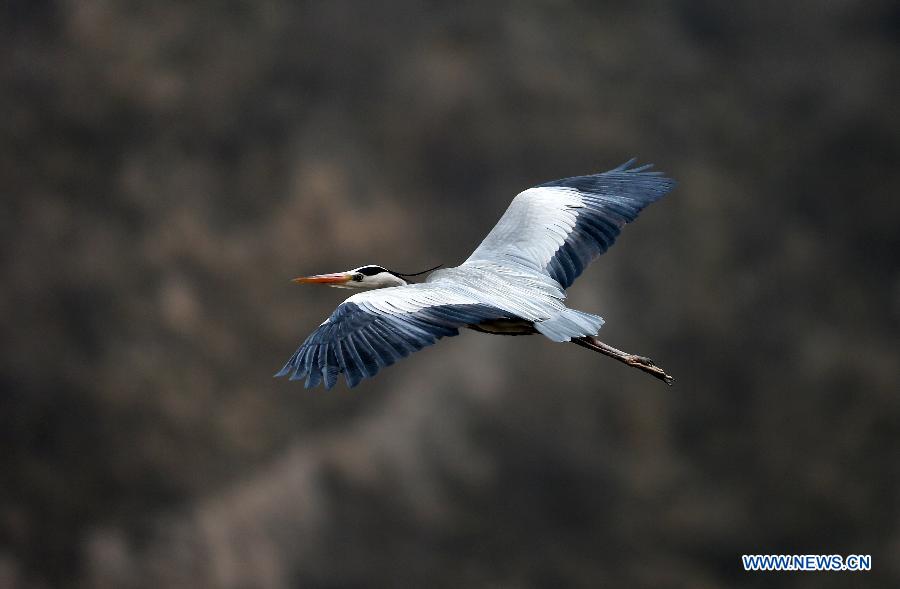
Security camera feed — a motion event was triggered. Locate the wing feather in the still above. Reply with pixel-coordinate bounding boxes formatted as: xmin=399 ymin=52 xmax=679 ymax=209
xmin=276 ymin=284 xmax=510 ymax=389
xmin=464 ymin=159 xmax=675 ymax=289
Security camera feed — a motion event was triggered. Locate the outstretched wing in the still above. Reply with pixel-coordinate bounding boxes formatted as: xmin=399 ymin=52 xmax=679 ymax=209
xmin=464 ymin=159 xmax=676 ymax=289
xmin=276 ymin=283 xmax=509 ymax=389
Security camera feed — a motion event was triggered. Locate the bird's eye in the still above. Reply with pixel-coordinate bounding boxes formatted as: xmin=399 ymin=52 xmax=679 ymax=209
xmin=353 ymin=273 xmax=364 ymax=282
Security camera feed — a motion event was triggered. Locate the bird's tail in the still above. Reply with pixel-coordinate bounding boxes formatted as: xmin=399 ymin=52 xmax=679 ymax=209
xmin=535 ymin=309 xmax=604 ymax=342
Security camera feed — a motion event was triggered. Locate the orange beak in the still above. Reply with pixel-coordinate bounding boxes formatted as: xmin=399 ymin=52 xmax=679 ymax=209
xmin=292 ymin=272 xmax=353 ymax=285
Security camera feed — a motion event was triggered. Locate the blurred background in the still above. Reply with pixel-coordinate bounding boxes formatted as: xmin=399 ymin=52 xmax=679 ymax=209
xmin=3 ymin=1 xmax=899 ymax=587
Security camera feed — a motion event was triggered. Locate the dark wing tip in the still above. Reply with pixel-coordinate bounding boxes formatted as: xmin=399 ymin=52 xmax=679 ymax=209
xmin=614 ymin=158 xmax=674 ymax=177
xmin=538 ymin=158 xmax=677 ymax=289
xmin=614 ymin=157 xmax=650 ymax=172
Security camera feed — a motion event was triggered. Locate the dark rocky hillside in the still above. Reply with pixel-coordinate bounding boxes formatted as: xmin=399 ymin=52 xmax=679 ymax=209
xmin=2 ymin=1 xmax=899 ymax=587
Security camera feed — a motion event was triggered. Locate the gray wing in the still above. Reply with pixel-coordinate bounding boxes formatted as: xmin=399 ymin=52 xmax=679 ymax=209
xmin=464 ymin=159 xmax=676 ymax=289
xmin=275 ymin=284 xmax=509 ymax=389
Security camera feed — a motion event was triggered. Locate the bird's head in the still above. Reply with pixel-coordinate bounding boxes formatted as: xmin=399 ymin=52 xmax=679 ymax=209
xmin=292 ymin=264 xmax=441 ymax=290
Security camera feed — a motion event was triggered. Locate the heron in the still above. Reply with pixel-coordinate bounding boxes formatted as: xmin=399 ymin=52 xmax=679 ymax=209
xmin=277 ymin=159 xmax=676 ymax=389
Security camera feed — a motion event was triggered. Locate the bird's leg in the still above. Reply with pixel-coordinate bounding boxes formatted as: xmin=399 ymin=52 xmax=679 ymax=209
xmin=572 ymin=336 xmax=675 ymax=385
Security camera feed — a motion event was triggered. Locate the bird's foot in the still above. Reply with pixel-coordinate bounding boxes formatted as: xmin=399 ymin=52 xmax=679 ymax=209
xmin=572 ymin=336 xmax=675 ymax=386
xmin=627 ymin=355 xmax=675 ymax=386
xmin=625 ymin=354 xmax=655 ymax=367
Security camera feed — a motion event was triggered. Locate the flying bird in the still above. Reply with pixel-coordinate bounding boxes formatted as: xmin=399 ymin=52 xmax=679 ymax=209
xmin=277 ymin=159 xmax=675 ymax=389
